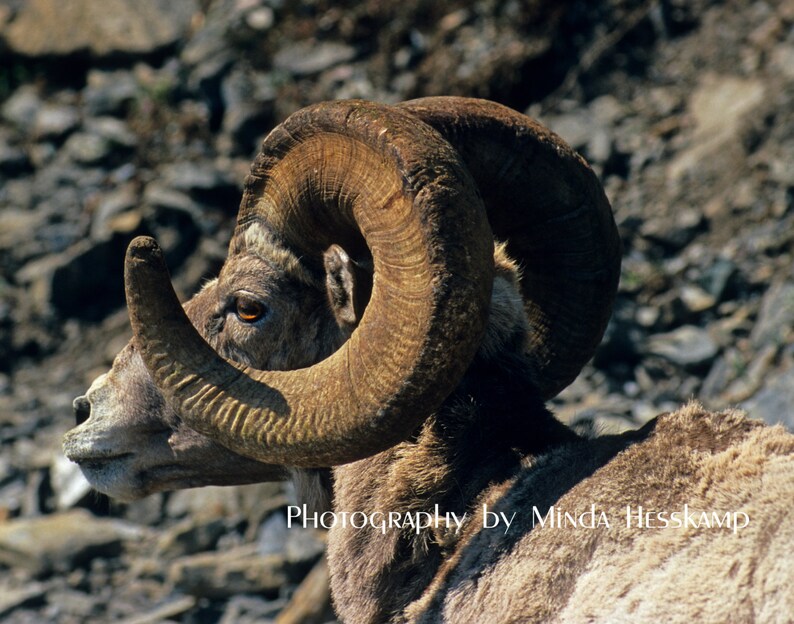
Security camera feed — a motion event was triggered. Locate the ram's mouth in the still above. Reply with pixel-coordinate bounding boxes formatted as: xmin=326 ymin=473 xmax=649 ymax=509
xmin=71 ymin=452 xmax=134 ymax=472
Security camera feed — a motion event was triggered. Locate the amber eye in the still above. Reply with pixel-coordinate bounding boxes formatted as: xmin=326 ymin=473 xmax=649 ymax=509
xmin=235 ymin=296 xmax=266 ymax=323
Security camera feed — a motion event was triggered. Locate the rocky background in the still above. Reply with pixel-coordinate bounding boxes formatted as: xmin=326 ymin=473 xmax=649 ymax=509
xmin=1 ymin=0 xmax=793 ymax=622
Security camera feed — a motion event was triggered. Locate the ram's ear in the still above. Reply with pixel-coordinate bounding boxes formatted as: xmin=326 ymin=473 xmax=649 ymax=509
xmin=323 ymin=244 xmax=372 ymax=330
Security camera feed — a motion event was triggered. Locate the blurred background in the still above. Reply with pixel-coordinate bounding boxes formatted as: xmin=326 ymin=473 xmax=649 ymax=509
xmin=0 ymin=0 xmax=792 ymax=621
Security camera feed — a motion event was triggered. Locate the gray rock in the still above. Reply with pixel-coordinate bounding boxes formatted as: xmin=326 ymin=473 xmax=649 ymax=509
xmin=751 ymin=281 xmax=794 ymax=349
xmin=0 ymin=509 xmax=145 ymax=575
xmin=645 ymin=325 xmax=720 ymax=371
xmin=700 ymin=258 xmax=738 ymax=302
xmin=83 ymin=70 xmax=140 ymax=117
xmin=220 ymin=595 xmax=284 ymax=624
xmin=548 ymin=115 xmax=613 ymax=167
xmin=61 ymin=132 xmax=113 ymax=166
xmin=0 ymin=582 xmax=47 ymax=618
xmin=244 ymin=7 xmax=275 ymax=32
xmin=159 ymin=160 xmax=240 ymax=209
xmin=0 ymin=208 xmax=48 ymax=259
xmin=86 ymin=117 xmax=138 ymax=150
xmin=91 ymin=186 xmax=140 ymax=240
xmin=165 ymin=483 xmax=286 ymax=523
xmin=0 ymin=0 xmax=199 ymax=59
xmin=0 ymin=478 xmax=25 ymax=520
xmin=256 ymin=512 xmax=327 ymax=566
xmin=44 ymin=588 xmax=99 ymax=620
xmin=168 ymin=545 xmax=294 ymax=599
xmin=155 ymin=517 xmax=227 ymax=559
xmin=181 ymin=0 xmax=236 ymax=108
xmin=220 ymin=68 xmax=276 ymax=154
xmin=668 ymin=74 xmax=766 ymax=181
xmin=0 ymin=141 xmax=30 ymax=176
xmin=1 ymin=86 xmax=42 ymax=130
xmin=143 ymin=184 xmax=200 ymax=216
xmin=114 ymin=595 xmax=197 ymax=624
xmin=33 ymin=105 xmax=81 ymax=141
xmin=701 ymin=350 xmax=739 ymax=401
xmin=15 ymin=234 xmax=139 ymax=320
xmin=60 ymin=118 xmax=136 ymax=168
xmin=50 ymin=452 xmax=92 ymax=510
xmin=679 ymin=284 xmax=716 ymax=314
xmin=181 ymin=0 xmax=233 ymax=67
xmin=640 ymin=208 xmax=705 ymax=251
xmin=273 ymin=41 xmax=357 ymax=77
xmin=742 ymin=367 xmax=794 ymax=430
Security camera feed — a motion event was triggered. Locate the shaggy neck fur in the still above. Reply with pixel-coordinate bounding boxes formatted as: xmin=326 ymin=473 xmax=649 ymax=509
xmin=326 ymin=279 xmax=578 ymax=622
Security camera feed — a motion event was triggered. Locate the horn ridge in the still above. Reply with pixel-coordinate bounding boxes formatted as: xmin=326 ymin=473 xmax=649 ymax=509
xmin=125 ymin=100 xmax=493 ymax=467
xmin=399 ymin=96 xmax=621 ymax=399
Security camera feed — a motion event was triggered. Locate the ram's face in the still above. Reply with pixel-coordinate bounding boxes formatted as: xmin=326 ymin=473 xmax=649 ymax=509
xmin=62 ymin=97 xmax=620 ymax=500
xmin=62 ymin=246 xmax=346 ymax=501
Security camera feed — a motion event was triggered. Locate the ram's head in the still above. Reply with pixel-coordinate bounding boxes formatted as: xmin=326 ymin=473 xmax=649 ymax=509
xmin=62 ymin=98 xmax=620 ymax=501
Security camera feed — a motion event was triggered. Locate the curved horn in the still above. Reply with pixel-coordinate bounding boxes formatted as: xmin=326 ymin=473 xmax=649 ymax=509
xmin=398 ymin=97 xmax=621 ymax=400
xmin=125 ymin=100 xmax=493 ymax=467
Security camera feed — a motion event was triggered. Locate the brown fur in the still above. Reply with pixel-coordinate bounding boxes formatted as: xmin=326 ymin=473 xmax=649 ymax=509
xmin=65 ymin=233 xmax=794 ymax=622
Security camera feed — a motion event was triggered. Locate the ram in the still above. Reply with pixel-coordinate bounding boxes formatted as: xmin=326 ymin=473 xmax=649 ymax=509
xmin=63 ymin=98 xmax=794 ymax=623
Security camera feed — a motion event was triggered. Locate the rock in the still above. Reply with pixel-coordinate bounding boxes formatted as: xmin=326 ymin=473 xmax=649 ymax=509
xmin=115 ymin=595 xmax=197 ymax=624
xmin=86 ymin=117 xmax=138 ymax=150
xmin=257 ymin=512 xmax=326 ymax=566
xmin=83 ymin=70 xmax=140 ymax=117
xmin=701 ymin=348 xmax=744 ymax=401
xmin=33 ymin=104 xmax=81 ymax=141
xmin=165 ymin=483 xmax=286 ymax=523
xmin=592 ymin=309 xmax=642 ymax=370
xmin=0 ymin=509 xmax=145 ymax=576
xmin=44 ymin=588 xmax=99 ymax=620
xmin=169 ymin=545 xmax=295 ymax=599
xmin=0 ymin=141 xmax=30 ymax=177
xmin=159 ymin=160 xmax=240 ymax=209
xmin=181 ymin=0 xmax=237 ymax=115
xmin=751 ymin=281 xmax=794 ymax=349
xmin=61 ymin=132 xmax=113 ymax=166
xmin=1 ymin=85 xmax=42 ymax=130
xmin=155 ymin=517 xmax=227 ymax=559
xmin=273 ymin=41 xmax=358 ymax=77
xmin=722 ymin=344 xmax=779 ymax=404
xmin=181 ymin=0 xmax=233 ymax=68
xmin=59 ymin=117 xmax=136 ymax=167
xmin=0 ymin=581 xmax=47 ymax=618
xmin=244 ymin=7 xmax=275 ymax=32
xmin=544 ymin=108 xmax=615 ymax=168
xmin=0 ymin=478 xmax=25 ymax=519
xmin=0 ymin=208 xmax=48 ymax=259
xmin=91 ymin=186 xmax=140 ymax=240
xmin=220 ymin=68 xmax=276 ymax=154
xmin=700 ymin=258 xmax=738 ymax=303
xmin=668 ymin=74 xmax=766 ymax=180
xmin=15 ymin=233 xmax=141 ymax=320
xmin=142 ymin=184 xmax=200 ymax=217
xmin=639 ymin=208 xmax=705 ymax=251
xmin=274 ymin=557 xmax=334 ymax=624
xmin=50 ymin=452 xmax=92 ymax=510
xmin=679 ymin=284 xmax=716 ymax=314
xmin=0 ymin=0 xmax=199 ymax=59
xmin=644 ymin=325 xmax=720 ymax=371
xmin=220 ymin=594 xmax=284 ymax=624
xmin=742 ymin=367 xmax=794 ymax=430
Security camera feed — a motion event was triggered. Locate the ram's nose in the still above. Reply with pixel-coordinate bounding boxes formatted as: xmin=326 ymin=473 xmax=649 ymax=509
xmin=73 ymin=396 xmax=91 ymax=426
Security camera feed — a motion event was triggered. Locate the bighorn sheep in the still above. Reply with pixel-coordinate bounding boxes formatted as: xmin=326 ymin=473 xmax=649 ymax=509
xmin=63 ymin=98 xmax=794 ymax=622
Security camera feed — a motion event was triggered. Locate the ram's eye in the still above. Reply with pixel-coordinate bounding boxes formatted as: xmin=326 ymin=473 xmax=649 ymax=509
xmin=235 ymin=297 xmax=266 ymax=323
